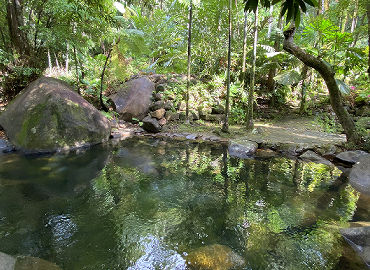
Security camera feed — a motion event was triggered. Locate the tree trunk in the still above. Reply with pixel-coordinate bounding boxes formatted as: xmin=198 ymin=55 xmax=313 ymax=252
xmin=66 ymin=43 xmax=69 ymax=71
xmin=73 ymin=45 xmax=80 ymax=95
xmin=241 ymin=11 xmax=248 ymax=84
xmin=100 ymin=48 xmax=112 ymax=112
xmin=299 ymin=65 xmax=309 ymax=114
xmin=222 ymin=0 xmax=232 ymax=133
xmin=6 ymin=0 xmax=30 ymax=57
xmin=368 ymin=2 xmax=370 ymax=80
xmin=352 ymin=14 xmax=365 ymax=47
xmin=54 ymin=52 xmax=60 ymax=69
xmin=266 ymin=15 xmax=282 ymax=106
xmin=267 ymin=5 xmax=273 ymax=39
xmin=186 ymin=0 xmax=193 ymax=123
xmin=341 ymin=10 xmax=348 ymax=33
xmin=351 ymin=0 xmax=358 ymax=33
xmin=245 ymin=7 xmax=258 ymax=130
xmin=47 ymin=48 xmax=52 ymax=73
xmin=283 ymin=27 xmax=360 ymax=144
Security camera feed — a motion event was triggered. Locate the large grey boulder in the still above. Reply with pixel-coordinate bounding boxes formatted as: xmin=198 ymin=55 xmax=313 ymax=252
xmin=108 ymin=77 xmax=155 ymax=121
xmin=228 ymin=140 xmax=258 ymax=159
xmin=0 ymin=77 xmax=110 ymax=153
xmin=349 ymin=155 xmax=370 ymax=195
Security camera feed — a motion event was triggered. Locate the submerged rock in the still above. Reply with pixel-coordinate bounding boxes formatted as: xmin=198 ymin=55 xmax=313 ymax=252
xmin=340 ymin=226 xmax=370 ymax=268
xmin=228 ymin=141 xmax=258 ymax=159
xmin=0 ymin=139 xmax=14 ymax=153
xmin=349 ymin=155 xmax=370 ymax=195
xmin=108 ymin=77 xmax=155 ymax=121
xmin=0 ymin=252 xmax=61 ymax=270
xmin=0 ymin=77 xmax=110 ymax=153
xmin=14 ymin=256 xmax=61 ymax=270
xmin=0 ymin=252 xmax=16 ymax=270
xmin=186 ymin=244 xmax=245 ymax=270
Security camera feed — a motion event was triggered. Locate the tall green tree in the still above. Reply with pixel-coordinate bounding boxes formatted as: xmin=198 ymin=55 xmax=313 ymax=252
xmin=222 ymin=0 xmax=232 ymax=132
xmin=186 ymin=0 xmax=193 ymax=122
xmin=245 ymin=6 xmax=258 ymax=129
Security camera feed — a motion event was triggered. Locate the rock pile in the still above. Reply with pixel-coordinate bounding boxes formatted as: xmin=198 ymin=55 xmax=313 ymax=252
xmin=142 ymin=82 xmax=175 ymax=133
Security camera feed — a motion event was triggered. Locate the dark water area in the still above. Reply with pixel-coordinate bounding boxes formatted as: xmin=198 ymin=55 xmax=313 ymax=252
xmin=0 ymin=138 xmax=368 ymax=269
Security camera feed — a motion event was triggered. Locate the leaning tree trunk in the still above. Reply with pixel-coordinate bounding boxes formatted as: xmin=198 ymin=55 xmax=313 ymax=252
xmin=283 ymin=27 xmax=360 ymax=144
xmin=222 ymin=0 xmax=232 ymax=133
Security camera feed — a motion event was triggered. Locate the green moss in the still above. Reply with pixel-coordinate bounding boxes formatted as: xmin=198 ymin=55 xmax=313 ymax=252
xmin=15 ymin=103 xmax=47 ymax=147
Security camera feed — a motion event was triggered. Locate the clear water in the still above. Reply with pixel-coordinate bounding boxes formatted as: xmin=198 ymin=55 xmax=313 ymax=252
xmin=0 ymin=138 xmax=367 ymax=270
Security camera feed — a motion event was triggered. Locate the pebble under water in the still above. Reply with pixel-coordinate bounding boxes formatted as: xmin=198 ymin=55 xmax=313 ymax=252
xmin=0 ymin=138 xmax=368 ymax=270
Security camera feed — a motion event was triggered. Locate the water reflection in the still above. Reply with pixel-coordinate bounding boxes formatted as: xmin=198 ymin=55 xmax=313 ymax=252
xmin=0 ymin=138 xmax=367 ymax=269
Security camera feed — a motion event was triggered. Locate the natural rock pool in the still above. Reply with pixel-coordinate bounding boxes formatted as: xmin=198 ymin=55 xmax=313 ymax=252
xmin=0 ymin=138 xmax=368 ymax=269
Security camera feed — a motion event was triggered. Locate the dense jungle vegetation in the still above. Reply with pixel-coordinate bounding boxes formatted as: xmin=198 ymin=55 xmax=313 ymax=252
xmin=0 ymin=0 xmax=369 ymax=147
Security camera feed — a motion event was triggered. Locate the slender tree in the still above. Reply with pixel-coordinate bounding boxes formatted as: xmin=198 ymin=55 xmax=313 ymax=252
xmin=186 ymin=0 xmax=193 ymax=123
xmin=245 ymin=6 xmax=258 ymax=130
xmin=241 ymin=11 xmax=248 ymax=85
xmin=222 ymin=0 xmax=232 ymax=132
xmin=368 ymin=1 xmax=370 ymax=80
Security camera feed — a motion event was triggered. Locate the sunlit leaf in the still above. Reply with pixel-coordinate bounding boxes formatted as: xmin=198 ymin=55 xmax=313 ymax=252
xmin=274 ymin=70 xmax=301 ymax=85
xmin=335 ymin=79 xmax=351 ymax=95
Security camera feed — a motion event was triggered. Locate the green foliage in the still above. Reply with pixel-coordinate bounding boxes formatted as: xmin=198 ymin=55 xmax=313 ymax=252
xmin=314 ymin=113 xmax=343 ymax=134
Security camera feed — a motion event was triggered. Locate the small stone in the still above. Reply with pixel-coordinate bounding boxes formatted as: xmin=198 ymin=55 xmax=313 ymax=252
xmin=166 ymin=112 xmax=180 ymax=121
xmin=168 ymin=94 xmax=175 ymax=100
xmin=300 ymin=150 xmax=333 ymax=166
xmin=186 ymin=134 xmax=198 ymax=140
xmin=150 ymin=108 xmax=166 ymax=119
xmin=150 ymin=101 xmax=165 ymax=111
xmin=153 ymin=93 xmax=163 ymax=101
xmin=158 ymin=118 xmax=167 ymax=126
xmin=336 ymin=150 xmax=369 ymax=164
xmin=229 ymin=141 xmax=258 ymax=158
xmin=142 ymin=116 xmax=162 ymax=133
xmin=164 ymin=101 xmax=174 ymax=111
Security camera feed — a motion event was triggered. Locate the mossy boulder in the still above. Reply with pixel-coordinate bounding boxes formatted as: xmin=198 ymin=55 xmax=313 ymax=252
xmin=0 ymin=77 xmax=111 ymax=153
